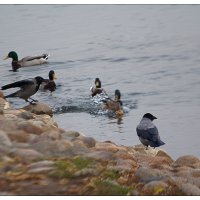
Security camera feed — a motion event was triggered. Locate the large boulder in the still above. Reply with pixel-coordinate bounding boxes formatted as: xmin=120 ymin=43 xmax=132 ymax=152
xmin=22 ymin=102 xmax=53 ymax=117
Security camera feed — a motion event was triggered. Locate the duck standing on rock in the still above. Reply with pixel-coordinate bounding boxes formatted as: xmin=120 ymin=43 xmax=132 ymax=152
xmin=1 ymin=76 xmax=44 ymax=104
xmin=103 ymin=89 xmax=124 ymax=117
xmin=136 ymin=113 xmax=165 ymax=149
xmin=40 ymin=70 xmax=57 ymax=92
xmin=3 ymin=51 xmax=49 ymax=71
xmin=90 ymin=78 xmax=107 ymax=97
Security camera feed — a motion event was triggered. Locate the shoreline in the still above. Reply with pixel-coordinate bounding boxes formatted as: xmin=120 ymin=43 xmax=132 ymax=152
xmin=0 ymin=93 xmax=200 ymax=195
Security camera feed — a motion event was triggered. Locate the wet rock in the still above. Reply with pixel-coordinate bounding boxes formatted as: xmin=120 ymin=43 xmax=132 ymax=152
xmin=173 ymin=155 xmax=200 ymax=168
xmin=0 ymin=130 xmax=12 ymax=147
xmin=180 ymin=183 xmax=200 ymax=195
xmin=22 ymin=102 xmax=53 ymax=117
xmin=12 ymin=148 xmax=44 ymax=161
xmin=142 ymin=180 xmax=168 ymax=195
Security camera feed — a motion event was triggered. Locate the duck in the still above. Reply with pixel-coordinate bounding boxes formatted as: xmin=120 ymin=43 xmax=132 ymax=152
xmin=3 ymin=51 xmax=49 ymax=71
xmin=136 ymin=113 xmax=165 ymax=149
xmin=40 ymin=70 xmax=57 ymax=92
xmin=1 ymin=76 xmax=44 ymax=104
xmin=103 ymin=89 xmax=124 ymax=117
xmin=90 ymin=78 xmax=107 ymax=97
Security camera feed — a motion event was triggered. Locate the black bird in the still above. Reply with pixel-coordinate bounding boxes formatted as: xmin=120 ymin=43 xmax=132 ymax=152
xmin=1 ymin=76 xmax=44 ymax=104
xmin=40 ymin=70 xmax=56 ymax=92
xmin=136 ymin=113 xmax=165 ymax=149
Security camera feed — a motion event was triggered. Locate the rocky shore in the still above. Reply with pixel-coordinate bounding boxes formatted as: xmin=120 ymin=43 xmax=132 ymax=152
xmin=0 ymin=92 xmax=200 ymax=195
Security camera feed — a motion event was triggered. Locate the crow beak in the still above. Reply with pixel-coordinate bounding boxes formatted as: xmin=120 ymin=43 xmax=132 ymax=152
xmin=153 ymin=116 xmax=157 ymax=120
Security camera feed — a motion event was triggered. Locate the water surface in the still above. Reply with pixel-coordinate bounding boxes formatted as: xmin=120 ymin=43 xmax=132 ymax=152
xmin=0 ymin=5 xmax=200 ymax=159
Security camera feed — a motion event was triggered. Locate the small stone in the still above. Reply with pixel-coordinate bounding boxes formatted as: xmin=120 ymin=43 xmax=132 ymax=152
xmin=180 ymin=183 xmax=200 ymax=195
xmin=149 ymin=156 xmax=173 ymax=170
xmin=0 ymin=90 xmax=4 ymax=98
xmin=18 ymin=111 xmax=34 ymax=120
xmin=173 ymin=155 xmax=200 ymax=168
xmin=22 ymin=102 xmax=53 ymax=117
xmin=95 ymin=142 xmax=125 ymax=153
xmin=135 ymin=167 xmax=165 ymax=183
xmin=74 ymin=168 xmax=98 ymax=177
xmin=84 ymin=150 xmax=115 ymax=161
xmin=28 ymin=166 xmax=54 ymax=173
xmin=142 ymin=181 xmax=168 ymax=195
xmin=13 ymin=148 xmax=44 ymax=161
xmin=76 ymin=136 xmax=96 ymax=148
xmin=0 ymin=97 xmax=10 ymax=110
xmin=64 ymin=131 xmax=80 ymax=138
xmin=7 ymin=130 xmax=31 ymax=143
xmin=28 ymin=160 xmax=55 ymax=170
xmin=17 ymin=121 xmax=44 ymax=135
xmin=110 ymin=158 xmax=138 ymax=172
xmin=0 ymin=130 xmax=12 ymax=147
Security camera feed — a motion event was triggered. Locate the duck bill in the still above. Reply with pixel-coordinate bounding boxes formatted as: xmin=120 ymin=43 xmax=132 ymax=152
xmin=3 ymin=55 xmax=9 ymax=60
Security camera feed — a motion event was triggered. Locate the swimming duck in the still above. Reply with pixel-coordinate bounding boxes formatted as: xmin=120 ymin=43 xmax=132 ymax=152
xmin=1 ymin=76 xmax=44 ymax=104
xmin=103 ymin=89 xmax=124 ymax=117
xmin=40 ymin=70 xmax=57 ymax=92
xmin=3 ymin=51 xmax=49 ymax=71
xmin=136 ymin=113 xmax=165 ymax=149
xmin=90 ymin=78 xmax=107 ymax=97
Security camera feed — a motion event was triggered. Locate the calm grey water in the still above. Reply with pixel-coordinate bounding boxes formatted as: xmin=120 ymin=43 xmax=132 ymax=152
xmin=0 ymin=5 xmax=200 ymax=159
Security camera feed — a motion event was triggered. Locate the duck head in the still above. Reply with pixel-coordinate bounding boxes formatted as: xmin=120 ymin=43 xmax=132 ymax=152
xmin=95 ymin=78 xmax=101 ymax=88
xmin=49 ymin=70 xmax=57 ymax=81
xmin=143 ymin=113 xmax=157 ymax=121
xmin=4 ymin=51 xmax=18 ymax=61
xmin=115 ymin=89 xmax=121 ymax=101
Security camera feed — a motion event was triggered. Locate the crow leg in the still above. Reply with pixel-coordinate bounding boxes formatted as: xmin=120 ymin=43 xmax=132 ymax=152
xmin=29 ymin=97 xmax=38 ymax=102
xmin=25 ymin=99 xmax=37 ymax=105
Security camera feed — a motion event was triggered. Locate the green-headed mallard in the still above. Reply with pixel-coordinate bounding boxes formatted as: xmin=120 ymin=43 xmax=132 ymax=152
xmin=3 ymin=51 xmax=49 ymax=71
xmin=90 ymin=78 xmax=107 ymax=97
xmin=1 ymin=76 xmax=44 ymax=104
xmin=103 ymin=89 xmax=124 ymax=117
xmin=40 ymin=70 xmax=57 ymax=92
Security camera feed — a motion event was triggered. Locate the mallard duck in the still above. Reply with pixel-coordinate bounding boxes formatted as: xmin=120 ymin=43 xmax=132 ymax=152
xmin=90 ymin=78 xmax=107 ymax=97
xmin=103 ymin=89 xmax=124 ymax=117
xmin=136 ymin=113 xmax=165 ymax=149
xmin=3 ymin=51 xmax=49 ymax=71
xmin=1 ymin=76 xmax=44 ymax=104
xmin=40 ymin=70 xmax=56 ymax=92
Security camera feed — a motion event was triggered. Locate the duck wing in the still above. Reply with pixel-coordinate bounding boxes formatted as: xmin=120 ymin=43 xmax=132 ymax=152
xmin=21 ymin=54 xmax=49 ymax=62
